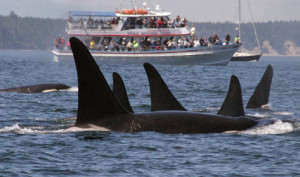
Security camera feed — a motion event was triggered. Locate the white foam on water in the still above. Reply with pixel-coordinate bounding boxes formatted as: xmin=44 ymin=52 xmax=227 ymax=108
xmin=65 ymin=87 xmax=78 ymax=92
xmin=0 ymin=124 xmax=38 ymax=134
xmin=273 ymin=111 xmax=295 ymax=116
xmin=248 ymin=113 xmax=269 ymax=118
xmin=42 ymin=89 xmax=58 ymax=93
xmin=0 ymin=123 xmax=110 ymax=134
xmin=240 ymin=119 xmax=295 ymax=135
xmin=64 ymin=124 xmax=111 ymax=132
xmin=261 ymin=103 xmax=272 ymax=110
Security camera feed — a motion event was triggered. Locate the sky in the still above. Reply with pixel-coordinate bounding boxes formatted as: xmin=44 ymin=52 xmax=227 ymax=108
xmin=0 ymin=0 xmax=299 ymax=22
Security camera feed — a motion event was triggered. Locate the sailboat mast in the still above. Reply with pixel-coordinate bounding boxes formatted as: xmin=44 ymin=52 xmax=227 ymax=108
xmin=247 ymin=0 xmax=261 ymax=53
xmin=238 ymin=0 xmax=241 ymax=42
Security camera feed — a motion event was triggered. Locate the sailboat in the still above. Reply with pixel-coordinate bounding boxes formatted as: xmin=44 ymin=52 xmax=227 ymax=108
xmin=231 ymin=0 xmax=262 ymax=62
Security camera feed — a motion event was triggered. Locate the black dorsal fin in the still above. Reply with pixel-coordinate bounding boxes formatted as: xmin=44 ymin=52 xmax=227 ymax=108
xmin=246 ymin=65 xmax=273 ymax=109
xmin=70 ymin=37 xmax=129 ymax=126
xmin=143 ymin=63 xmax=186 ymax=111
xmin=218 ymin=75 xmax=245 ymax=117
xmin=113 ymin=72 xmax=134 ymax=113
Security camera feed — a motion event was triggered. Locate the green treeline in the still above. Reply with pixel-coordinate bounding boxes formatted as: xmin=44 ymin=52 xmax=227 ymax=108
xmin=0 ymin=12 xmax=66 ymax=50
xmin=0 ymin=12 xmax=300 ymax=55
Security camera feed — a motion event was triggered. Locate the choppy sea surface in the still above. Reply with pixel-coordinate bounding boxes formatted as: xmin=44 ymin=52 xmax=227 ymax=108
xmin=0 ymin=51 xmax=299 ymax=176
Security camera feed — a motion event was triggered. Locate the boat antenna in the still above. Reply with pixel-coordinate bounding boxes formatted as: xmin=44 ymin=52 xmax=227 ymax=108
xmin=247 ymin=0 xmax=261 ymax=54
xmin=130 ymin=0 xmax=137 ymax=10
xmin=119 ymin=0 xmax=123 ymax=10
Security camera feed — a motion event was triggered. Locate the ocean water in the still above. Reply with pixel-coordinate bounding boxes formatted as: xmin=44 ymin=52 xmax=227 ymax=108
xmin=0 ymin=51 xmax=299 ymax=176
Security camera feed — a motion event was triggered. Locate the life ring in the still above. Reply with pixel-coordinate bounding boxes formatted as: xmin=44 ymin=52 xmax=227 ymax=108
xmin=121 ymin=9 xmax=148 ymax=15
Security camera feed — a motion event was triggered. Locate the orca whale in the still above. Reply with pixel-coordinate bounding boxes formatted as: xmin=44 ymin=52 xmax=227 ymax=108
xmin=143 ymin=62 xmax=273 ymax=115
xmin=69 ymin=37 xmax=257 ymax=134
xmin=217 ymin=75 xmax=246 ymax=117
xmin=112 ymin=72 xmax=134 ymax=113
xmin=0 ymin=83 xmax=70 ymax=93
xmin=246 ymin=65 xmax=273 ymax=109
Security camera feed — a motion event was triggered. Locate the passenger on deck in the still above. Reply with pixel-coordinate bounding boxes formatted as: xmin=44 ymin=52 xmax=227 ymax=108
xmin=140 ymin=38 xmax=146 ymax=51
xmin=178 ymin=37 xmax=184 ymax=48
xmin=194 ymin=38 xmax=200 ymax=47
xmin=54 ymin=35 xmax=65 ymax=50
xmin=167 ymin=40 xmax=172 ymax=49
xmin=225 ymin=33 xmax=231 ymax=44
xmin=150 ymin=39 xmax=156 ymax=50
xmin=163 ymin=38 xmax=169 ymax=48
xmin=88 ymin=16 xmax=93 ymax=25
xmin=126 ymin=40 xmax=133 ymax=51
xmin=162 ymin=19 xmax=168 ymax=28
xmin=110 ymin=40 xmax=116 ymax=51
xmin=168 ymin=19 xmax=173 ymax=28
xmin=111 ymin=18 xmax=116 ymax=25
xmin=176 ymin=15 xmax=181 ymax=24
xmin=172 ymin=19 xmax=179 ymax=28
xmin=67 ymin=15 xmax=73 ymax=23
xmin=208 ymin=35 xmax=213 ymax=44
xmin=213 ymin=33 xmax=219 ymax=44
xmin=146 ymin=38 xmax=152 ymax=51
xmin=124 ymin=19 xmax=131 ymax=30
xmin=199 ymin=37 xmax=204 ymax=46
xmin=103 ymin=40 xmax=108 ymax=51
xmin=171 ymin=39 xmax=177 ymax=49
xmin=121 ymin=38 xmax=127 ymax=51
xmin=133 ymin=40 xmax=139 ymax=51
xmin=149 ymin=17 xmax=156 ymax=28
xmin=156 ymin=38 xmax=162 ymax=50
xmin=89 ymin=39 xmax=95 ymax=49
xmin=142 ymin=18 xmax=147 ymax=28
xmin=183 ymin=37 xmax=190 ymax=48
xmin=157 ymin=17 xmax=163 ymax=28
xmin=235 ymin=35 xmax=240 ymax=44
xmin=204 ymin=38 xmax=209 ymax=46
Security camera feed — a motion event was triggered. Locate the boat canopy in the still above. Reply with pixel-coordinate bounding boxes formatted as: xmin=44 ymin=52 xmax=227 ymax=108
xmin=69 ymin=11 xmax=116 ymax=17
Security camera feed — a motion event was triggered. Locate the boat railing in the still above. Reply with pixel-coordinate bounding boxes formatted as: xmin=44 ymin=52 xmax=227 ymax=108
xmin=67 ymin=22 xmax=118 ymax=31
xmin=55 ymin=42 xmax=239 ymax=53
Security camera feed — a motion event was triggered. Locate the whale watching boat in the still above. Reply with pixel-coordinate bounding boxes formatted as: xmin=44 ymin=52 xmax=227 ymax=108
xmin=52 ymin=3 xmax=241 ymax=65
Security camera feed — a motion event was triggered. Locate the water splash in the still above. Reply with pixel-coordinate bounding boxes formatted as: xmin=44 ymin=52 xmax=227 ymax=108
xmin=240 ymin=119 xmax=295 ymax=135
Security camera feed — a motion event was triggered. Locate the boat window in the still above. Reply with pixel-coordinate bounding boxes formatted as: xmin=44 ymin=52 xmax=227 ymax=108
xmin=91 ymin=37 xmax=101 ymax=44
xmin=102 ymin=37 xmax=112 ymax=44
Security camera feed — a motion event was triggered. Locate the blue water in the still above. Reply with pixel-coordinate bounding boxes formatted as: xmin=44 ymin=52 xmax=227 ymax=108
xmin=0 ymin=51 xmax=299 ymax=176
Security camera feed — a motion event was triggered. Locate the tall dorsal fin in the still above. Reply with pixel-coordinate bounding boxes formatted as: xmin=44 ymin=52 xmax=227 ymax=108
xmin=143 ymin=62 xmax=186 ymax=111
xmin=246 ymin=65 xmax=273 ymax=109
xmin=218 ymin=75 xmax=245 ymax=117
xmin=113 ymin=72 xmax=134 ymax=113
xmin=70 ymin=37 xmax=128 ymax=126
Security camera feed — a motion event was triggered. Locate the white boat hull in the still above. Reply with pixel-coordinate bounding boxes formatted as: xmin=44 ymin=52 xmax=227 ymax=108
xmin=52 ymin=44 xmax=240 ymax=65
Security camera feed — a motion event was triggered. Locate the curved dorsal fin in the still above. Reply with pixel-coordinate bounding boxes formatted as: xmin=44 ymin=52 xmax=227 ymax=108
xmin=70 ymin=37 xmax=129 ymax=126
xmin=218 ymin=75 xmax=245 ymax=117
xmin=113 ymin=72 xmax=134 ymax=113
xmin=143 ymin=62 xmax=186 ymax=111
xmin=246 ymin=65 xmax=273 ymax=109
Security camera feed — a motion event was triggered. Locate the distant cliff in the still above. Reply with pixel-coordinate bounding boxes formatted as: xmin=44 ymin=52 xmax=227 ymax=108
xmin=0 ymin=12 xmax=299 ymax=55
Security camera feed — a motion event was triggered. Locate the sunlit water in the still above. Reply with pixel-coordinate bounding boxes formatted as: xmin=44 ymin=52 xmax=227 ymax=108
xmin=0 ymin=51 xmax=299 ymax=176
